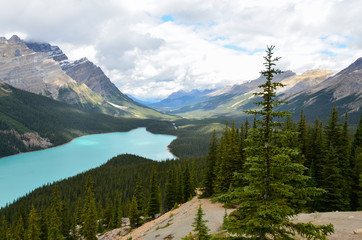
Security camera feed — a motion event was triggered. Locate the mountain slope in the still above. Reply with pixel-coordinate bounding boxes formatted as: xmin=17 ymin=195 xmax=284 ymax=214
xmin=25 ymin=40 xmax=172 ymax=119
xmin=147 ymin=89 xmax=215 ymax=110
xmin=0 ymin=80 xmax=166 ymax=157
xmin=169 ymin=71 xmax=296 ymax=118
xmin=0 ymin=35 xmax=104 ymax=111
xmin=279 ymin=58 xmax=362 ymax=123
xmin=165 ymin=67 xmax=360 ymax=124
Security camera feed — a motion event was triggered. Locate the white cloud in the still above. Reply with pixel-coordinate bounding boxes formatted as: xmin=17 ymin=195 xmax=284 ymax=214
xmin=0 ymin=0 xmax=361 ymax=99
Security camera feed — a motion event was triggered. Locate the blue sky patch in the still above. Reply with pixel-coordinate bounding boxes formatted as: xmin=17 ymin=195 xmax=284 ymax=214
xmin=223 ymin=45 xmax=264 ymax=55
xmin=161 ymin=15 xmax=175 ymax=22
xmin=321 ymin=50 xmax=336 ymax=56
xmin=223 ymin=44 xmax=247 ymax=52
xmin=336 ymin=43 xmax=347 ymax=48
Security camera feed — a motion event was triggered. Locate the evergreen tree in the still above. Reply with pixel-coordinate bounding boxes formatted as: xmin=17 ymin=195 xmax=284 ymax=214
xmin=14 ymin=215 xmax=25 ymax=240
xmin=27 ymin=206 xmax=41 ymax=240
xmin=351 ymin=114 xmax=362 ymax=209
xmin=128 ymin=196 xmax=139 ymax=228
xmin=183 ymin=162 xmax=195 ymax=202
xmin=340 ymin=113 xmax=352 ymax=210
xmin=202 ymin=130 xmax=218 ymax=197
xmin=75 ymin=197 xmax=83 ymax=225
xmin=191 ymin=204 xmax=210 ymax=240
xmin=39 ymin=209 xmax=48 ymax=240
xmin=298 ymin=110 xmax=308 ymax=157
xmin=134 ymin=174 xmax=145 ymax=213
xmin=61 ymin=204 xmax=73 ymax=240
xmin=324 ymin=105 xmax=341 ymax=148
xmin=147 ymin=168 xmax=161 ymax=218
xmin=321 ymin=108 xmax=349 ymax=211
xmin=221 ymin=46 xmax=333 ymax=239
xmin=310 ymin=119 xmax=325 ymax=187
xmin=213 ymin=124 xmax=231 ymax=194
xmin=103 ymin=204 xmax=112 ymax=229
xmin=320 ymin=146 xmax=344 ymax=211
xmin=82 ymin=176 xmax=97 ymax=240
xmin=164 ymin=169 xmax=177 ymax=211
xmin=175 ymin=164 xmax=184 ymax=204
xmin=244 ymin=118 xmax=250 ymax=139
xmin=48 ymin=186 xmax=65 ymax=240
xmin=0 ymin=216 xmax=8 ymax=240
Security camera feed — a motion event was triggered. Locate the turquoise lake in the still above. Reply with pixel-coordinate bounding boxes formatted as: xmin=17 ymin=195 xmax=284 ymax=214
xmin=0 ymin=128 xmax=176 ymax=207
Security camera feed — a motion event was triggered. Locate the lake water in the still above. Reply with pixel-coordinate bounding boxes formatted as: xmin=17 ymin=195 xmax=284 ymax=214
xmin=0 ymin=128 xmax=176 ymax=207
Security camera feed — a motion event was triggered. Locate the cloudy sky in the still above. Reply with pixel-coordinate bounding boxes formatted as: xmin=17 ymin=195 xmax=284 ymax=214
xmin=1 ymin=0 xmax=361 ymax=100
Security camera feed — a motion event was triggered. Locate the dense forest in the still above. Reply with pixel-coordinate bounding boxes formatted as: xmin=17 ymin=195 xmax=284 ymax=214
xmin=0 ymin=154 xmax=205 ymax=239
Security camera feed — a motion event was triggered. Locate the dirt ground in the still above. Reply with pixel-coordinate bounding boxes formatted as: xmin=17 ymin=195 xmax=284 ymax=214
xmin=118 ymin=197 xmax=228 ymax=240
xmin=99 ymin=196 xmax=362 ymax=240
xmin=293 ymin=211 xmax=362 ymax=239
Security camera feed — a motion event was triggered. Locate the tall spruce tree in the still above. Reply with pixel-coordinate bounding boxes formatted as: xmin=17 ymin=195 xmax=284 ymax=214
xmin=128 ymin=196 xmax=139 ymax=228
xmin=27 ymin=205 xmax=41 ymax=240
xmin=82 ymin=176 xmax=97 ymax=240
xmin=321 ymin=107 xmax=349 ymax=211
xmin=0 ymin=216 xmax=7 ymax=240
xmin=14 ymin=215 xmax=25 ymax=240
xmin=183 ymin=162 xmax=195 ymax=202
xmin=48 ymin=186 xmax=65 ymax=240
xmin=213 ymin=123 xmax=231 ymax=194
xmin=147 ymin=168 xmax=161 ymax=218
xmin=340 ymin=113 xmax=352 ymax=210
xmin=202 ymin=130 xmax=218 ymax=197
xmin=164 ymin=169 xmax=177 ymax=211
xmin=134 ymin=174 xmax=145 ymax=214
xmin=220 ymin=46 xmax=333 ymax=239
xmin=351 ymin=114 xmax=362 ymax=209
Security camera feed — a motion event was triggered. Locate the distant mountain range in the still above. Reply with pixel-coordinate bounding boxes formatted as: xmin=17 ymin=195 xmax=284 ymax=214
xmin=154 ymin=62 xmax=361 ymax=124
xmin=0 ymin=35 xmax=171 ymax=119
xmin=146 ymin=89 xmax=216 ymax=110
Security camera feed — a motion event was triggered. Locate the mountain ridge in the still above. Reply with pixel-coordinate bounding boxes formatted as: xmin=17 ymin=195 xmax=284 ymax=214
xmin=25 ymin=38 xmax=172 ymax=119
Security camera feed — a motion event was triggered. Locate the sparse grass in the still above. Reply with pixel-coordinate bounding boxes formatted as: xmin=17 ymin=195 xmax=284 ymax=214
xmin=156 ymin=221 xmax=172 ymax=230
xmin=163 ymin=234 xmax=174 ymax=240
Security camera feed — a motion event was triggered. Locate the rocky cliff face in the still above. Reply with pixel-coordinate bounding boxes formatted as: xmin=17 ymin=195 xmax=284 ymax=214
xmin=0 ymin=35 xmax=102 ymax=108
xmin=278 ymin=69 xmax=335 ymax=96
xmin=25 ymin=41 xmax=68 ymax=62
xmin=0 ymin=35 xmax=73 ymax=99
xmin=310 ymin=58 xmax=362 ymax=101
xmin=26 ymin=41 xmax=133 ymax=104
xmin=61 ymin=57 xmax=132 ymax=103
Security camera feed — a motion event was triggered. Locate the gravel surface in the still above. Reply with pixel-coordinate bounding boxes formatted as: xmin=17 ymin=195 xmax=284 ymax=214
xmin=99 ymin=196 xmax=362 ymax=240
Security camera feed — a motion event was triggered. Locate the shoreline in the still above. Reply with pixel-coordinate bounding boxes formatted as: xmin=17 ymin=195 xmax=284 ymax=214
xmin=0 ymin=126 xmax=178 ymax=160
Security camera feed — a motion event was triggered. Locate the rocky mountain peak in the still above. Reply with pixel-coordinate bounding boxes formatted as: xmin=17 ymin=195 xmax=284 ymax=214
xmin=25 ymin=41 xmax=68 ymax=62
xmin=337 ymin=57 xmax=362 ymax=76
xmin=0 ymin=35 xmax=76 ymax=98
xmin=9 ymin=35 xmax=22 ymax=43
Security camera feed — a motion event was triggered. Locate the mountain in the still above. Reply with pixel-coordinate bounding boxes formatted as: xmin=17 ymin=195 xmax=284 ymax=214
xmin=0 ymin=80 xmax=169 ymax=158
xmin=167 ymin=60 xmax=360 ymax=124
xmin=208 ymin=70 xmax=296 ymax=97
xmin=279 ymin=59 xmax=362 ymax=124
xmin=147 ymin=89 xmax=215 ymax=110
xmin=168 ymin=71 xmax=297 ymax=118
xmin=24 ymin=39 xmax=173 ymax=119
xmin=0 ymin=35 xmax=104 ymax=111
